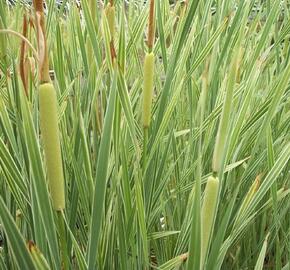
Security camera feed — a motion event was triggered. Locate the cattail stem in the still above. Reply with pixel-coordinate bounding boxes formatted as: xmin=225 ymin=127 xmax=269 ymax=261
xmin=201 ymin=176 xmax=219 ymax=269
xmin=57 ymin=211 xmax=69 ymax=270
xmin=142 ymin=128 xmax=148 ymax=172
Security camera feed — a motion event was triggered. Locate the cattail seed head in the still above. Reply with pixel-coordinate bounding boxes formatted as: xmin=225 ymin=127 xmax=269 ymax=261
xmin=33 ymin=0 xmax=44 ymax=13
xmin=201 ymin=176 xmax=219 ymax=268
xmin=142 ymin=52 xmax=155 ymax=128
xmin=39 ymin=83 xmax=65 ymax=210
xmin=147 ymin=0 xmax=155 ymax=51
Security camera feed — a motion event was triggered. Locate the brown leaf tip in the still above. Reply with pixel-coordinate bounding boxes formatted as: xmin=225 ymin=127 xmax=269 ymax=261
xmin=27 ymin=240 xmax=35 ymax=252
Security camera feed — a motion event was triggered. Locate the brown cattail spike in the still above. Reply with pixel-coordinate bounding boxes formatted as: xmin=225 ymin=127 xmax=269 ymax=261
xmin=147 ymin=0 xmax=155 ymax=51
xmin=33 ymin=0 xmax=44 ymax=13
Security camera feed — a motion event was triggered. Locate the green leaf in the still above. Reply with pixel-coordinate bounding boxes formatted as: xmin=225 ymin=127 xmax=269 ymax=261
xmin=0 ymin=197 xmax=36 ymax=270
xmin=87 ymin=68 xmax=117 ymax=269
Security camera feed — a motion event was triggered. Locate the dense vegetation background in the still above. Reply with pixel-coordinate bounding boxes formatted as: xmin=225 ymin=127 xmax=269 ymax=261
xmin=0 ymin=0 xmax=289 ymax=269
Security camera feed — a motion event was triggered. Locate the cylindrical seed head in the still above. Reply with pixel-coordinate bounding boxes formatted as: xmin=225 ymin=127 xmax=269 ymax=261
xmin=201 ymin=176 xmax=219 ymax=268
xmin=142 ymin=52 xmax=155 ymax=128
xmin=39 ymin=83 xmax=65 ymax=210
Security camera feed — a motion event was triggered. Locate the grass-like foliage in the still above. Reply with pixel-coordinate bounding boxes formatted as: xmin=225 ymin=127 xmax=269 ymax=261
xmin=0 ymin=0 xmax=290 ymax=269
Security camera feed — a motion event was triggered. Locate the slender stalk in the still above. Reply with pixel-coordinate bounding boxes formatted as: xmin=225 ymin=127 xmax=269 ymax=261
xmin=187 ymin=67 xmax=208 ymax=269
xmin=57 ymin=211 xmax=69 ymax=270
xmin=142 ymin=128 xmax=148 ymax=172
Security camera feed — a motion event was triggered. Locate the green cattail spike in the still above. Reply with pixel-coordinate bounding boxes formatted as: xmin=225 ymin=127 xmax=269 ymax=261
xmin=142 ymin=52 xmax=155 ymax=128
xmin=39 ymin=83 xmax=65 ymax=210
xmin=201 ymin=176 xmax=219 ymax=268
xmin=105 ymin=3 xmax=115 ymax=41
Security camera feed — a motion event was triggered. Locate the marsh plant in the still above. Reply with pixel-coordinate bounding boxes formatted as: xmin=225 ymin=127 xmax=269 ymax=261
xmin=0 ymin=0 xmax=289 ymax=269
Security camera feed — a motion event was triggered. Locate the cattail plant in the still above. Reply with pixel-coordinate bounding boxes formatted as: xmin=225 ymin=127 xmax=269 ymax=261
xmin=33 ymin=0 xmax=65 ymax=211
xmin=141 ymin=0 xmax=155 ymax=171
xmin=33 ymin=0 xmax=67 ymax=268
xmin=1 ymin=1 xmax=290 ymax=270
xmin=200 ymin=176 xmax=220 ymax=269
xmin=142 ymin=0 xmax=155 ymax=129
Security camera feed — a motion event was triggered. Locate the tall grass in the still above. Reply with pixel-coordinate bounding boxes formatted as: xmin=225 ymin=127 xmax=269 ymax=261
xmin=0 ymin=0 xmax=290 ymax=269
